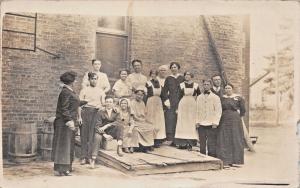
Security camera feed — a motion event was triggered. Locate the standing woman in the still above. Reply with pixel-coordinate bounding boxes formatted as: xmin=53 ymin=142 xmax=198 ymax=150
xmin=145 ymin=69 xmax=166 ymax=147
xmin=81 ymin=59 xmax=110 ymax=93
xmin=52 ymin=71 xmax=80 ymax=176
xmin=216 ymin=83 xmax=246 ymax=168
xmin=174 ymin=71 xmax=201 ymax=150
xmin=161 ymin=62 xmax=185 ymax=144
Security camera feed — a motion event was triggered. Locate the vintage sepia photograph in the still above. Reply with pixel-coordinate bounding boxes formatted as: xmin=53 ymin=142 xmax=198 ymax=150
xmin=0 ymin=1 xmax=299 ymax=188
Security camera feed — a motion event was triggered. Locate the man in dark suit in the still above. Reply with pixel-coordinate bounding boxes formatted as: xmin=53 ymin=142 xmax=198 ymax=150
xmin=90 ymin=96 xmax=124 ymax=168
xmin=211 ymin=74 xmax=224 ymax=97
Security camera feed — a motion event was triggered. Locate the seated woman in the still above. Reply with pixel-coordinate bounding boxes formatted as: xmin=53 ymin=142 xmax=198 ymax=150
xmin=90 ymin=96 xmax=124 ymax=168
xmin=118 ymin=98 xmax=139 ymax=153
xmin=130 ymin=87 xmax=155 ymax=152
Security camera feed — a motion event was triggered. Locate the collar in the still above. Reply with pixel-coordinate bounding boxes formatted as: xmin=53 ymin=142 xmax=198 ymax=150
xmin=170 ymin=73 xmax=181 ymax=78
xmin=64 ymin=85 xmax=73 ymax=92
xmin=213 ymin=86 xmax=220 ymax=92
xmin=223 ymin=94 xmax=240 ymax=98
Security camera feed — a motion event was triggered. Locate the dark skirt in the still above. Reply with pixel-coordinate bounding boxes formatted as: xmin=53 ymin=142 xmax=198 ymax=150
xmin=52 ymin=118 xmax=75 ymax=172
xmin=164 ymin=109 xmax=177 ymax=141
xmin=216 ymin=110 xmax=244 ymax=165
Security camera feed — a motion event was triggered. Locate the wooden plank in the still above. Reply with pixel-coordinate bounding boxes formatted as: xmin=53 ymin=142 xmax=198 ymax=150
xmin=96 ymin=145 xmax=223 ymax=175
xmin=133 ymin=161 xmax=222 ymax=175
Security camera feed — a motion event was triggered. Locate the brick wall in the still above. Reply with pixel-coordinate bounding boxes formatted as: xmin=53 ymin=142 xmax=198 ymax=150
xmin=2 ymin=13 xmax=97 ymax=157
xmin=130 ymin=16 xmax=249 ymax=91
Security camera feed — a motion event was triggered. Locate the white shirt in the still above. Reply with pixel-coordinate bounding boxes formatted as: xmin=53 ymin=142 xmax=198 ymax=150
xmin=81 ymin=71 xmax=110 ymax=93
xmin=112 ymin=79 xmax=132 ymax=98
xmin=79 ymin=86 xmax=105 ymax=108
xmin=213 ymin=86 xmax=221 ymax=92
xmin=106 ymin=109 xmax=113 ymax=118
xmin=157 ymin=77 xmax=166 ymax=87
xmin=127 ymin=72 xmax=147 ymax=91
xmin=196 ymin=91 xmax=222 ymax=126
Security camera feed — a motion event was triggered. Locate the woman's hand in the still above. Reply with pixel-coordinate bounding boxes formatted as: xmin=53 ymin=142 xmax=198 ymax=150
xmin=98 ymin=126 xmax=106 ymax=133
xmin=77 ymin=117 xmax=83 ymax=126
xmin=66 ymin=120 xmax=76 ymax=131
xmin=164 ymin=100 xmax=171 ymax=109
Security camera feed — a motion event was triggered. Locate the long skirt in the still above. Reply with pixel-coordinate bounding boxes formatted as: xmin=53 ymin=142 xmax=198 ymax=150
xmin=122 ymin=126 xmax=139 ymax=148
xmin=174 ymin=96 xmax=198 ymax=145
xmin=146 ymin=96 xmax=166 ymax=140
xmin=135 ymin=121 xmax=155 ymax=147
xmin=52 ymin=118 xmax=75 ymax=172
xmin=216 ymin=110 xmax=245 ymax=165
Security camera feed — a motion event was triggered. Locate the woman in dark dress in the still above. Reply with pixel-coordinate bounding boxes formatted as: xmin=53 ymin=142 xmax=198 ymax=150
xmin=161 ymin=62 xmax=185 ymax=144
xmin=52 ymin=71 xmax=80 ymax=176
xmin=216 ymin=83 xmax=246 ymax=168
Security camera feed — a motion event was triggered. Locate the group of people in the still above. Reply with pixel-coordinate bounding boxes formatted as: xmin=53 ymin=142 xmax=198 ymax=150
xmin=52 ymin=59 xmax=246 ymax=176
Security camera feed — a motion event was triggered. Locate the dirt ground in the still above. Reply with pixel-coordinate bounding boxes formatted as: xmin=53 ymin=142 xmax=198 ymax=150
xmin=1 ymin=124 xmax=299 ymax=188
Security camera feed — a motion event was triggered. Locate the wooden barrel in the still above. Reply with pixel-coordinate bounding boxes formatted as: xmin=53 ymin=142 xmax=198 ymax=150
xmin=8 ymin=123 xmax=37 ymax=163
xmin=40 ymin=117 xmax=55 ymax=161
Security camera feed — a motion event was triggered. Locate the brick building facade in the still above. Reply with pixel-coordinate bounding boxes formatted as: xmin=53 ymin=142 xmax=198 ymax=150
xmin=1 ymin=13 xmax=250 ymax=157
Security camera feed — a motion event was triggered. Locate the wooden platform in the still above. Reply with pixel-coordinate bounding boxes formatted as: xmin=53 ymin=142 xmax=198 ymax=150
xmin=96 ymin=146 xmax=223 ymax=175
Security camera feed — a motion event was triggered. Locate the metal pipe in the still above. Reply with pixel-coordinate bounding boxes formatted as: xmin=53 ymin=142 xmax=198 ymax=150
xmin=2 ymin=29 xmax=35 ymax=36
xmin=2 ymin=47 xmax=35 ymax=51
xmin=34 ymin=13 xmax=37 ymax=51
xmin=5 ymin=12 xmax=36 ymax=19
xmin=36 ymin=47 xmax=60 ymax=58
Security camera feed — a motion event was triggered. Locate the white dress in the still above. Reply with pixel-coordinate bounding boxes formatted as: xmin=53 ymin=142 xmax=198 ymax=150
xmin=145 ymin=81 xmax=166 ymax=140
xmin=175 ymin=82 xmax=199 ymax=140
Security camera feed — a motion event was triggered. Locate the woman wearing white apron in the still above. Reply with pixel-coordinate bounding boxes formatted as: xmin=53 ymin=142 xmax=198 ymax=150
xmin=174 ymin=71 xmax=201 ymax=150
xmin=145 ymin=70 xmax=166 ymax=148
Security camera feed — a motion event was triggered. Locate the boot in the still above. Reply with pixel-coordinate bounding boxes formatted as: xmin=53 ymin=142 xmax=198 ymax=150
xmin=117 ymin=140 xmax=123 ymax=157
xmin=117 ymin=145 xmax=123 ymax=157
xmin=90 ymin=158 xmax=96 ymax=169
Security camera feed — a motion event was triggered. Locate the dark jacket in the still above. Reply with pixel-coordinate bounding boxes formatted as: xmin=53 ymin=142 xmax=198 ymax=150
xmin=55 ymin=87 xmax=80 ymax=123
xmin=52 ymin=86 xmax=80 ymax=165
xmin=95 ymin=109 xmax=121 ymax=129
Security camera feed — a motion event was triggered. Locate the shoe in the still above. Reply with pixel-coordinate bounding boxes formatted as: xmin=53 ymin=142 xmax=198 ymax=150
xmin=123 ymin=148 xmax=130 ymax=153
xmin=129 ymin=147 xmax=134 ymax=153
xmin=62 ymin=171 xmax=72 ymax=176
xmin=170 ymin=142 xmax=176 ymax=147
xmin=223 ymin=165 xmax=231 ymax=169
xmin=148 ymin=146 xmax=154 ymax=151
xmin=80 ymin=158 xmax=86 ymax=165
xmin=117 ymin=145 xmax=124 ymax=157
xmin=90 ymin=159 xmax=95 ymax=169
xmin=54 ymin=171 xmax=63 ymax=176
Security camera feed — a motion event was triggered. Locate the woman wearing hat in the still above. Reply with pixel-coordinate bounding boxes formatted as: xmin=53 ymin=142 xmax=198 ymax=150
xmin=52 ymin=71 xmax=80 ymax=176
